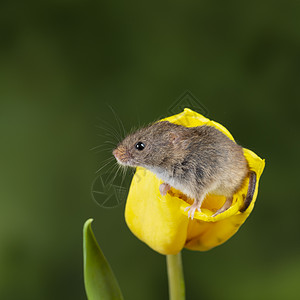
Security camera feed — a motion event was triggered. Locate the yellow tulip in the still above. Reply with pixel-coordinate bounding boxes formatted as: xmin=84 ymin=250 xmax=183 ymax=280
xmin=125 ymin=108 xmax=265 ymax=255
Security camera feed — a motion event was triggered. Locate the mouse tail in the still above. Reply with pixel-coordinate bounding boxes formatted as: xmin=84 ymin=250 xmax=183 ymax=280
xmin=239 ymin=171 xmax=256 ymax=213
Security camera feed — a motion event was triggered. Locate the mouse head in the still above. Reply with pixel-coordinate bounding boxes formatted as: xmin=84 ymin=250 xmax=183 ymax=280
xmin=113 ymin=121 xmax=184 ymax=168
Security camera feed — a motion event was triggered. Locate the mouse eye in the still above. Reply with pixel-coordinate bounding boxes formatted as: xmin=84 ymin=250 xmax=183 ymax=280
xmin=135 ymin=142 xmax=145 ymax=151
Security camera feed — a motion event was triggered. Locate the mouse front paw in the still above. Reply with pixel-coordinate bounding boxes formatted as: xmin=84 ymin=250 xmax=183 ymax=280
xmin=159 ymin=183 xmax=171 ymax=196
xmin=184 ymin=202 xmax=202 ymax=220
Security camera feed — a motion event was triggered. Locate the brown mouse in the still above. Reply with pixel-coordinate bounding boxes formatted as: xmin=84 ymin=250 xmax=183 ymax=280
xmin=113 ymin=120 xmax=256 ymax=219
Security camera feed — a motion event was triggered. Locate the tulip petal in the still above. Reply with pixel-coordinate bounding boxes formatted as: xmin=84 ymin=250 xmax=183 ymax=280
xmin=125 ymin=168 xmax=189 ymax=255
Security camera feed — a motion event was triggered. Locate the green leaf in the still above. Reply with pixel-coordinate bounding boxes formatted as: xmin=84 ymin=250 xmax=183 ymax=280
xmin=83 ymin=219 xmax=124 ymax=300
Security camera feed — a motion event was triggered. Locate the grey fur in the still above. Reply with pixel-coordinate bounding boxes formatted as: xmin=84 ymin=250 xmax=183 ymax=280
xmin=113 ymin=121 xmax=250 ymax=218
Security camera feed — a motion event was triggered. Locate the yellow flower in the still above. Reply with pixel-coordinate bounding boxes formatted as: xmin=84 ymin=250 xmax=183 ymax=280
xmin=125 ymin=108 xmax=265 ymax=255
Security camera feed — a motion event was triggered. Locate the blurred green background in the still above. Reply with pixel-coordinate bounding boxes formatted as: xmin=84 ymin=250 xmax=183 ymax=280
xmin=1 ymin=1 xmax=300 ymax=299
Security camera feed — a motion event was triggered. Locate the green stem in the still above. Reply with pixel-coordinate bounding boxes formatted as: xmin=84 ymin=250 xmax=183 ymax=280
xmin=166 ymin=252 xmax=186 ymax=300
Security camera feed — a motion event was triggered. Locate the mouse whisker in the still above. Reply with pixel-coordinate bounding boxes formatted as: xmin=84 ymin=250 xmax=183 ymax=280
xmin=107 ymin=164 xmax=121 ymax=185
xmin=96 ymin=117 xmax=121 ymax=137
xmin=90 ymin=144 xmax=113 ymax=152
xmin=120 ymin=165 xmax=128 ymax=187
xmin=94 ymin=147 xmax=114 ymax=154
xmin=96 ymin=124 xmax=122 ymax=143
xmin=103 ymin=163 xmax=118 ymax=184
xmin=100 ymin=156 xmax=115 ymax=163
xmin=103 ymin=131 xmax=121 ymax=142
xmin=95 ymin=157 xmax=115 ymax=174
xmin=107 ymin=104 xmax=127 ymax=139
xmin=97 ymin=140 xmax=118 ymax=147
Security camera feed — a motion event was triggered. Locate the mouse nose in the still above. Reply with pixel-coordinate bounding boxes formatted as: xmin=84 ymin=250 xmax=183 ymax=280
xmin=113 ymin=148 xmax=119 ymax=159
xmin=113 ymin=146 xmax=129 ymax=164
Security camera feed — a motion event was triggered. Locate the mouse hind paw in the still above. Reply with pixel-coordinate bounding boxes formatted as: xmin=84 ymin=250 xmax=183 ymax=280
xmin=211 ymin=197 xmax=233 ymax=217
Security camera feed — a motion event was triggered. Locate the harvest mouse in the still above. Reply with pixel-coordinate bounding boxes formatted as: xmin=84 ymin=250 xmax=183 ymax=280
xmin=113 ymin=120 xmax=256 ymax=219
